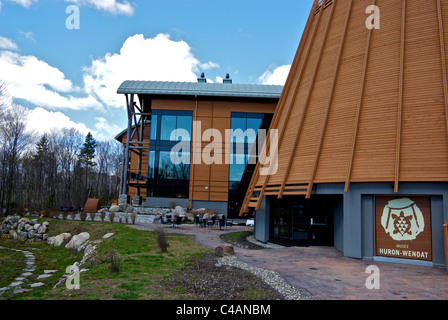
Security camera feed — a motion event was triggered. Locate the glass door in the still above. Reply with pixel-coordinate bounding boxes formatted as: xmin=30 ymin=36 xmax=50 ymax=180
xmin=292 ymin=204 xmax=311 ymax=246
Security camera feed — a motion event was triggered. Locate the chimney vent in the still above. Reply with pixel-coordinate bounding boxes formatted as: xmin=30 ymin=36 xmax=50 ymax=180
xmin=223 ymin=73 xmax=232 ymax=84
xmin=197 ymin=73 xmax=207 ymax=83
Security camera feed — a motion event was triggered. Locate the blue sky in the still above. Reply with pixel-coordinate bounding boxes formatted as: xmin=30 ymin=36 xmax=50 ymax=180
xmin=0 ymin=0 xmax=313 ymax=141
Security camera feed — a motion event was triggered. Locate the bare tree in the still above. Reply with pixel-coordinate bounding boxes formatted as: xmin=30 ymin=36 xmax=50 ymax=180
xmin=0 ymin=101 xmax=32 ymax=214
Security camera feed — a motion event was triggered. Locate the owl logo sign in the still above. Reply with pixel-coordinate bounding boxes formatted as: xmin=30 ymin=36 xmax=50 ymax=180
xmin=381 ymin=198 xmax=425 ymax=241
xmin=375 ymin=196 xmax=432 ymax=261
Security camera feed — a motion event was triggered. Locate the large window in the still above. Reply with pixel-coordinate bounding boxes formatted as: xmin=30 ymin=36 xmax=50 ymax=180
xmin=147 ymin=110 xmax=192 ymax=198
xmin=228 ymin=112 xmax=273 ymax=218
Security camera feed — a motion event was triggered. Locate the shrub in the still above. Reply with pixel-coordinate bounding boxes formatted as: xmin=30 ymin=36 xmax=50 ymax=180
xmin=70 ymin=211 xmax=77 ymax=221
xmin=157 ymin=228 xmax=168 ymax=253
xmin=80 ymin=212 xmax=87 ymax=221
xmin=100 ymin=211 xmax=106 ymax=222
xmin=89 ymin=212 xmax=96 ymax=221
xmin=108 ymin=250 xmax=121 ymax=273
xmin=109 ymin=212 xmax=115 ymax=223
xmin=130 ymin=213 xmax=136 ymax=225
xmin=62 ymin=212 xmax=69 ymax=220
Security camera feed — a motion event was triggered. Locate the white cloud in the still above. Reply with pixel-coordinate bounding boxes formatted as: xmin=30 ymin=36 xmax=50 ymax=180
xmin=2 ymin=0 xmax=134 ymax=15
xmin=0 ymin=50 xmax=103 ymax=111
xmin=93 ymin=116 xmax=122 ymax=140
xmin=6 ymin=0 xmax=37 ymax=8
xmin=26 ymin=108 xmax=122 ymax=141
xmin=83 ymin=33 xmax=219 ymax=108
xmin=258 ymin=64 xmax=291 ymax=85
xmin=0 ymin=36 xmax=18 ymax=51
xmin=26 ymin=107 xmax=91 ymax=136
xmin=65 ymin=0 xmax=135 ymax=15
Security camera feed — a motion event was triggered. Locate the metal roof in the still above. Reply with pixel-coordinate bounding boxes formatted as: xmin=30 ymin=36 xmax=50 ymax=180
xmin=117 ymin=80 xmax=283 ymax=99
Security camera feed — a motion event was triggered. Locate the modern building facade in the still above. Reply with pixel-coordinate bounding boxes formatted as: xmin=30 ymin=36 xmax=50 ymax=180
xmin=116 ymin=76 xmax=282 ymax=218
xmin=241 ymin=0 xmax=448 ymax=267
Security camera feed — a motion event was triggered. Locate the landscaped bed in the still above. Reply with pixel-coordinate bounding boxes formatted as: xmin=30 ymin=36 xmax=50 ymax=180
xmin=0 ymin=218 xmax=284 ymax=300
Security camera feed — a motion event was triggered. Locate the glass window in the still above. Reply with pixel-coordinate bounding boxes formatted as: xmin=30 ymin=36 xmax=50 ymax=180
xmin=148 ymin=151 xmax=155 ymax=179
xmin=229 ymin=153 xmax=247 ymax=182
xmin=227 ymin=112 xmax=273 ymax=218
xmin=230 ymin=117 xmax=247 ymax=144
xmin=150 ymin=114 xmax=158 ymax=140
xmin=177 ymin=115 xmax=192 ymax=141
xmin=160 ymin=115 xmax=177 ymax=140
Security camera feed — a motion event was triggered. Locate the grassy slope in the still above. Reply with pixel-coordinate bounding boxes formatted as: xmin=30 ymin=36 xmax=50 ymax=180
xmin=0 ymin=218 xmax=212 ymax=300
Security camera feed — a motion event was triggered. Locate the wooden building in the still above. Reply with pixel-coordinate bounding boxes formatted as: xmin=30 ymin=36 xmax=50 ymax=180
xmin=116 ymin=75 xmax=282 ymax=217
xmin=241 ymin=0 xmax=448 ymax=267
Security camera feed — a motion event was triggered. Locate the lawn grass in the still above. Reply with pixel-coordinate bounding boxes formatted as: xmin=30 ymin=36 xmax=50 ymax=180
xmin=220 ymin=231 xmax=253 ymax=242
xmin=0 ymin=218 xmax=212 ymax=300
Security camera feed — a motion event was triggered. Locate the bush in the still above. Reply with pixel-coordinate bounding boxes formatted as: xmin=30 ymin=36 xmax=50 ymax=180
xmin=108 ymin=250 xmax=121 ymax=273
xmin=89 ymin=212 xmax=96 ymax=221
xmin=109 ymin=212 xmax=115 ymax=223
xmin=130 ymin=213 xmax=136 ymax=225
xmin=80 ymin=212 xmax=87 ymax=221
xmin=100 ymin=211 xmax=106 ymax=222
xmin=70 ymin=211 xmax=77 ymax=221
xmin=157 ymin=228 xmax=168 ymax=253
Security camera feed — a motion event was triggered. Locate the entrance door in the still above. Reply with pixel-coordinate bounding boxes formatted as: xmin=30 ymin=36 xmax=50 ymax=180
xmin=269 ymin=195 xmax=338 ymax=247
xmin=292 ymin=204 xmax=311 ymax=246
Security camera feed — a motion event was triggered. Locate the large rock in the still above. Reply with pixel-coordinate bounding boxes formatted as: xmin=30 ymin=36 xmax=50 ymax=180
xmin=215 ymin=243 xmax=234 ymax=257
xmin=109 ymin=205 xmax=120 ymax=212
xmin=37 ymin=225 xmax=47 ymax=234
xmin=52 ymin=233 xmax=72 ymax=247
xmin=174 ymin=206 xmax=186 ymax=216
xmin=65 ymin=232 xmax=90 ymax=251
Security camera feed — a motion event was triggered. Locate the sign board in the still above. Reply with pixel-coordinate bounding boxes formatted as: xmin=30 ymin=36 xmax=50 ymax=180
xmin=375 ymin=196 xmax=432 ymax=261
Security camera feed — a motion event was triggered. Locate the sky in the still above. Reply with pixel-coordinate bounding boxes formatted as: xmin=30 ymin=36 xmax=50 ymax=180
xmin=0 ymin=0 xmax=313 ymax=142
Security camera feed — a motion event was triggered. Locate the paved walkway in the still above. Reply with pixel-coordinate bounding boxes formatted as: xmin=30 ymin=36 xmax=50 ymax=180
xmin=131 ymin=223 xmax=448 ymax=300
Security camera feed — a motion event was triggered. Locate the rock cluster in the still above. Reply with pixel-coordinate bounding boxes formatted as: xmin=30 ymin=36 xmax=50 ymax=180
xmin=0 ymin=215 xmax=49 ymax=243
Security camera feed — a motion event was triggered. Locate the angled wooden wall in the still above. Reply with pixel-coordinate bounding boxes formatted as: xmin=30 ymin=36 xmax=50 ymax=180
xmin=241 ymin=0 xmax=448 ymax=214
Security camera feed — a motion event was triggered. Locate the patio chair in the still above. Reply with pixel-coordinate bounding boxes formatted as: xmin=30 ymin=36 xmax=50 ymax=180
xmin=218 ymin=215 xmax=227 ymax=230
xmin=162 ymin=214 xmax=172 ymax=225
xmin=174 ymin=216 xmax=182 ymax=228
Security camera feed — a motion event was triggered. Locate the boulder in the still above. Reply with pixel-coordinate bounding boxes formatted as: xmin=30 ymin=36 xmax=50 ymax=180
xmin=174 ymin=206 xmax=186 ymax=216
xmin=215 ymin=243 xmax=234 ymax=257
xmin=37 ymin=225 xmax=47 ymax=234
xmin=103 ymin=233 xmax=114 ymax=239
xmin=53 ymin=233 xmax=72 ymax=247
xmin=65 ymin=232 xmax=90 ymax=251
xmin=109 ymin=205 xmax=120 ymax=212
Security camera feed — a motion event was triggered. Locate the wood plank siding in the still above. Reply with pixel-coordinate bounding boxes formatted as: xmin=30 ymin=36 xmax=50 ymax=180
xmin=241 ymin=0 xmax=448 ymax=214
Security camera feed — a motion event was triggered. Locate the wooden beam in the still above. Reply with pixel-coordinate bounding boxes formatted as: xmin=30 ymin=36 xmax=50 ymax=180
xmin=306 ymin=0 xmax=353 ymax=198
xmin=278 ymin=0 xmax=335 ymax=199
xmin=256 ymin=3 xmax=323 ymax=210
xmin=122 ymin=93 xmax=134 ymax=195
xmin=344 ymin=0 xmax=376 ymax=193
xmin=394 ymin=0 xmax=407 ymax=193
xmin=239 ymin=1 xmax=318 ymax=215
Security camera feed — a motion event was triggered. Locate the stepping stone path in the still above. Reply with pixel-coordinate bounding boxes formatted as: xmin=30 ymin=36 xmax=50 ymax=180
xmin=0 ymin=246 xmax=57 ymax=297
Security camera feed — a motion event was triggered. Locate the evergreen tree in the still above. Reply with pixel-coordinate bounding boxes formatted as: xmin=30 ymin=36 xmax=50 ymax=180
xmin=78 ymin=132 xmax=97 ymax=200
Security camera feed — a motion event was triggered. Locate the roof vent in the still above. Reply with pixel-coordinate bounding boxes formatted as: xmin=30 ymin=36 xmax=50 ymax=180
xmin=197 ymin=73 xmax=207 ymax=83
xmin=223 ymin=73 xmax=232 ymax=84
